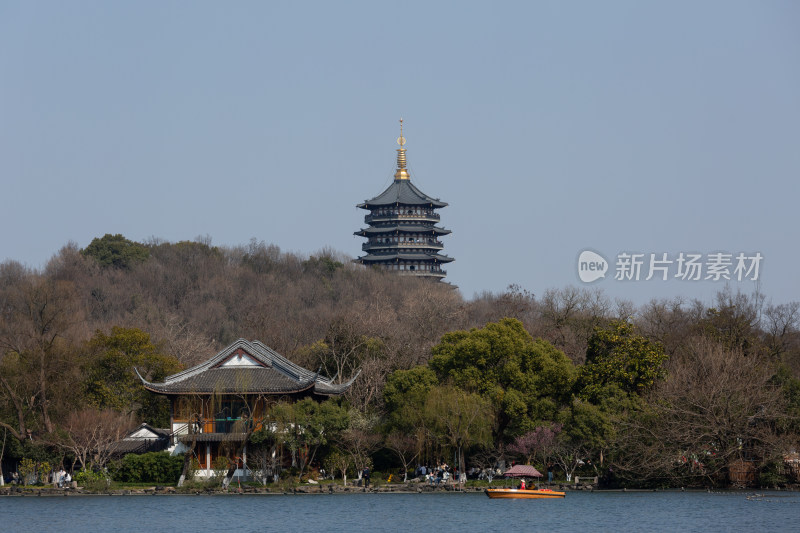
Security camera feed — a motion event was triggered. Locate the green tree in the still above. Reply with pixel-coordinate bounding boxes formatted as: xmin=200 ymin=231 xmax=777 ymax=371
xmin=429 ymin=318 xmax=576 ymax=441
xmin=81 ymin=234 xmax=150 ymax=269
xmin=383 ymin=365 xmax=438 ymax=433
xmin=83 ymin=327 xmax=182 ymax=426
xmin=323 ymin=448 xmax=352 ymax=484
xmin=554 ymin=398 xmax=617 ymax=479
xmin=424 ymin=386 xmax=494 ymax=477
xmin=271 ymin=398 xmax=349 ymax=477
xmin=303 ymin=254 xmax=344 ymax=277
xmin=577 ymin=320 xmax=668 ymax=403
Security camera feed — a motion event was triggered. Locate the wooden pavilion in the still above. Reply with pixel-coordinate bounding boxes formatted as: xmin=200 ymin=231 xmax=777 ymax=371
xmin=137 ymin=339 xmax=356 ymax=479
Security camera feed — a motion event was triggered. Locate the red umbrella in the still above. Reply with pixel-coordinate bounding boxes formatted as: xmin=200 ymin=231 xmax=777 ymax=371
xmin=503 ymin=465 xmax=543 ymax=478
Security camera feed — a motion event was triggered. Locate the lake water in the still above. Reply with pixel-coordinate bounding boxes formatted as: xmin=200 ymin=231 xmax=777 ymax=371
xmin=1 ymin=490 xmax=797 ymax=532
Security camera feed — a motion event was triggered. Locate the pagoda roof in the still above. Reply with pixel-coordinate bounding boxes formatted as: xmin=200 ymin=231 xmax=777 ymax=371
xmin=358 ymin=251 xmax=455 ymax=263
xmin=137 ymin=339 xmax=358 ymax=396
xmin=358 ymin=179 xmax=447 ymax=209
xmin=355 ymin=224 xmax=451 ymax=236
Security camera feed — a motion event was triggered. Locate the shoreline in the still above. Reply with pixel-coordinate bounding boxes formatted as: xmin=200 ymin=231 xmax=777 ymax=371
xmin=2 ymin=483 xmax=797 ymax=497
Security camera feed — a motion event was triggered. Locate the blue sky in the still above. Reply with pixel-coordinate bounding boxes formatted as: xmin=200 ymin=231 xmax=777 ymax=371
xmin=1 ymin=1 xmax=798 ymax=305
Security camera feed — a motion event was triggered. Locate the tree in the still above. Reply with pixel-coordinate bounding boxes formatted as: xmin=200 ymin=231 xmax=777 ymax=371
xmin=383 ymin=365 xmax=438 ymax=433
xmin=385 ymin=431 xmax=421 ymax=482
xmin=336 ymin=410 xmax=381 ymax=482
xmin=0 ymin=427 xmax=7 ymax=486
xmin=0 ymin=270 xmax=82 ymax=440
xmin=268 ymin=398 xmax=349 ymax=480
xmin=83 ymin=327 xmax=182 ymax=426
xmin=553 ymin=399 xmax=617 ymax=481
xmin=305 ymin=316 xmax=382 ymax=386
xmin=429 ymin=318 xmax=576 ymax=442
xmin=423 ymin=386 xmax=494 ymax=481
xmin=323 ymin=449 xmax=351 ymax=485
xmin=508 ymin=423 xmax=562 ymax=467
xmin=248 ymin=425 xmax=281 ymax=485
xmin=81 ymin=234 xmax=149 ymax=270
xmin=614 ymin=338 xmax=790 ymax=486
xmin=63 ymin=408 xmax=135 ymax=471
xmin=537 ymin=286 xmax=610 ymax=364
xmin=577 ymin=320 xmax=668 ymax=403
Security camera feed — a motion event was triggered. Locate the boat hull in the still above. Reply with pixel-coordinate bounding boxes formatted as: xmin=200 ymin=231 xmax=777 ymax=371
xmin=485 ymin=488 xmax=566 ymax=499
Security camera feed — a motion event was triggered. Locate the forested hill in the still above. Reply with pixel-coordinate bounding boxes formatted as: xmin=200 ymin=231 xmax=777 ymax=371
xmin=1 ymin=233 xmax=799 ymax=487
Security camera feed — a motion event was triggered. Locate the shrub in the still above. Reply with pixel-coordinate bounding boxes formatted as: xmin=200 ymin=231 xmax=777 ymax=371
xmin=18 ymin=458 xmax=51 ymax=485
xmin=113 ymin=452 xmax=184 ymax=484
xmin=759 ymin=460 xmax=788 ymax=488
xmin=74 ymin=469 xmax=110 ymax=490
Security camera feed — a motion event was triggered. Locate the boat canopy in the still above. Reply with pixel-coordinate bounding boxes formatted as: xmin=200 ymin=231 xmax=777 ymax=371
xmin=503 ymin=465 xmax=543 ymax=478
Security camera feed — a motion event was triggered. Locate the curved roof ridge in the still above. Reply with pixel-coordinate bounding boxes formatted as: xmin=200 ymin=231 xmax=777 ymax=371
xmin=358 ymin=179 xmax=447 ymax=209
xmin=138 ymin=339 xmax=355 ymax=396
xmin=159 ymin=338 xmax=255 ymax=384
xmin=251 ymin=340 xmax=318 ymax=381
xmin=313 ymin=369 xmax=362 ymax=395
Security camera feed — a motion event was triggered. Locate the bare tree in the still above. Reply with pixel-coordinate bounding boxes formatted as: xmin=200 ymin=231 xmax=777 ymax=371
xmin=64 ymin=408 xmax=135 ymax=471
xmin=0 ymin=270 xmax=83 ymax=439
xmin=385 ymin=431 xmax=420 ymax=482
xmin=763 ymin=302 xmax=800 ymax=362
xmin=508 ymin=423 xmax=562 ymax=467
xmin=615 ymin=337 xmax=790 ymax=485
xmin=537 ymin=286 xmax=610 ymax=363
xmin=338 ymin=428 xmax=381 ymax=483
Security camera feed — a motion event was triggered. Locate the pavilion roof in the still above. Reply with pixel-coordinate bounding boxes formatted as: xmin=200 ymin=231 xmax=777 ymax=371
xmin=358 ymin=251 xmax=454 ymax=263
xmin=355 ymin=224 xmax=451 ymax=236
xmin=137 ymin=339 xmax=358 ymax=396
xmin=357 ymin=179 xmax=447 ymax=209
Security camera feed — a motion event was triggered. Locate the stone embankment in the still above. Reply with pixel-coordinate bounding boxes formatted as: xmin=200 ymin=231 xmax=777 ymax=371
xmin=0 ymin=482 xmax=583 ymax=496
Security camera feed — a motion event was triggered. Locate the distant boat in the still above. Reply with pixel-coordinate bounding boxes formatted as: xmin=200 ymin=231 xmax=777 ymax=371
xmin=485 ymin=488 xmax=566 ymax=499
xmin=487 ymin=464 xmax=564 ymax=498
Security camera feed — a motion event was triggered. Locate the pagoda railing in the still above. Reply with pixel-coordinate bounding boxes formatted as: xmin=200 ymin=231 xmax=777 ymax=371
xmin=365 ymin=212 xmax=440 ymax=224
xmin=396 ymin=269 xmax=446 ymax=278
xmin=175 ymin=417 xmax=251 ymax=435
xmin=363 ymin=240 xmax=443 ymax=251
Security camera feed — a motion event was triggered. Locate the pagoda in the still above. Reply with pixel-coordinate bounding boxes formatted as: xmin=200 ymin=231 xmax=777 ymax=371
xmin=355 ymin=120 xmax=454 ymax=279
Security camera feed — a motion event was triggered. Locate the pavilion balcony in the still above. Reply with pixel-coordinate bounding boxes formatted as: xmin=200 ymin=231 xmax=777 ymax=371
xmin=362 ymin=240 xmax=443 ymax=251
xmin=173 ymin=418 xmax=251 ymax=436
xmin=396 ymin=269 xmax=446 ymax=278
xmin=365 ymin=212 xmax=439 ymax=224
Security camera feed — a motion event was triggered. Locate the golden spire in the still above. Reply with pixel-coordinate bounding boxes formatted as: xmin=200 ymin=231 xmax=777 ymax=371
xmin=394 ymin=118 xmax=409 ymax=180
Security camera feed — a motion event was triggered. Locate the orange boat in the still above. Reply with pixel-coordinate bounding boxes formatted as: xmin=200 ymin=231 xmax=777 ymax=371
xmin=485 ymin=488 xmax=566 ymax=499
